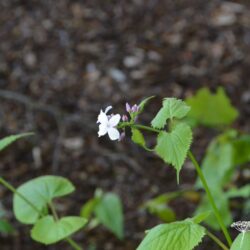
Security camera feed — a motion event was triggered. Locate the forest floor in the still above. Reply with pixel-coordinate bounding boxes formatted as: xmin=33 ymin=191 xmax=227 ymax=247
xmin=0 ymin=0 xmax=250 ymax=249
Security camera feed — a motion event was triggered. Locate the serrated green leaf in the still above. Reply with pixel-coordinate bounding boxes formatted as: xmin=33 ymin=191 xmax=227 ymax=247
xmin=186 ymin=87 xmax=238 ymax=127
xmin=31 ymin=215 xmax=87 ymax=245
xmin=14 ymin=176 xmax=75 ymax=224
xmin=226 ymin=185 xmax=250 ymax=199
xmin=230 ymin=232 xmax=250 ymax=250
xmin=155 ymin=123 xmax=192 ymax=182
xmin=137 ymin=219 xmax=205 ymax=250
xmin=0 ymin=133 xmax=34 ymax=151
xmin=94 ymin=193 xmax=124 ymax=239
xmin=195 ymin=189 xmax=232 ymax=230
xmin=151 ymin=98 xmax=190 ymax=129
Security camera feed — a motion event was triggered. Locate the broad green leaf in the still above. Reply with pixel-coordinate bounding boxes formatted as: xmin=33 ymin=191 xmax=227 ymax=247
xmin=0 ymin=133 xmax=34 ymax=151
xmin=230 ymin=232 xmax=250 ymax=250
xmin=132 ymin=128 xmax=146 ymax=147
xmin=137 ymin=219 xmax=205 ymax=250
xmin=196 ymin=139 xmax=234 ymax=189
xmin=155 ymin=123 xmax=192 ymax=182
xmin=232 ymin=135 xmax=250 ymax=166
xmin=226 ymin=185 xmax=250 ymax=199
xmin=138 ymin=96 xmax=155 ymax=114
xmin=186 ymin=87 xmax=238 ymax=127
xmin=195 ymin=189 xmax=232 ymax=230
xmin=31 ymin=215 xmax=87 ymax=244
xmin=94 ymin=193 xmax=124 ymax=239
xmin=0 ymin=220 xmax=15 ymax=234
xmin=151 ymin=98 xmax=190 ymax=129
xmin=14 ymin=176 xmax=75 ymax=224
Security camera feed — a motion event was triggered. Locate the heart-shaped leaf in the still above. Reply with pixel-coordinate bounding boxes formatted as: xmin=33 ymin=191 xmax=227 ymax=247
xmin=14 ymin=176 xmax=75 ymax=224
xmin=31 ymin=215 xmax=87 ymax=244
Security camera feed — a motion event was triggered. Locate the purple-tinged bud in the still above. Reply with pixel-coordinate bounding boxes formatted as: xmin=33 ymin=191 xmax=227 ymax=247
xmin=119 ymin=132 xmax=126 ymax=141
xmin=126 ymin=103 xmax=131 ymax=112
xmin=131 ymin=104 xmax=139 ymax=113
xmin=122 ymin=115 xmax=128 ymax=122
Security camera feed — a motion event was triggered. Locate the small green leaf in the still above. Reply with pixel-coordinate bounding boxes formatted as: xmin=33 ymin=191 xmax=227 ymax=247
xmin=14 ymin=176 xmax=75 ymax=224
xmin=0 ymin=133 xmax=34 ymax=151
xmin=226 ymin=185 xmax=250 ymax=199
xmin=232 ymin=135 xmax=250 ymax=166
xmin=155 ymin=123 xmax=192 ymax=182
xmin=186 ymin=87 xmax=238 ymax=127
xmin=137 ymin=219 xmax=205 ymax=250
xmin=195 ymin=189 xmax=232 ymax=230
xmin=80 ymin=197 xmax=100 ymax=219
xmin=230 ymin=232 xmax=250 ymax=250
xmin=132 ymin=129 xmax=146 ymax=147
xmin=0 ymin=220 xmax=15 ymax=234
xmin=94 ymin=193 xmax=124 ymax=239
xmin=192 ymin=211 xmax=211 ymax=224
xmin=151 ymin=98 xmax=190 ymax=129
xmin=31 ymin=215 xmax=87 ymax=245
xmin=138 ymin=96 xmax=155 ymax=114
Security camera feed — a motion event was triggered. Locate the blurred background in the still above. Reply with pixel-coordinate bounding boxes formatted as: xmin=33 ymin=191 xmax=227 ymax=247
xmin=0 ymin=0 xmax=250 ymax=249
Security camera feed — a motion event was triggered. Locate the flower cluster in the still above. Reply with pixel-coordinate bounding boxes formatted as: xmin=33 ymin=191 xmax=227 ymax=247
xmin=231 ymin=221 xmax=250 ymax=232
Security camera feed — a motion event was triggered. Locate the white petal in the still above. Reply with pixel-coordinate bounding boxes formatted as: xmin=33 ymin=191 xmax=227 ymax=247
xmin=98 ymin=124 xmax=108 ymax=137
xmin=97 ymin=110 xmax=108 ymax=124
xmin=109 ymin=114 xmax=121 ymax=127
xmin=108 ymin=128 xmax=120 ymax=140
xmin=105 ymin=106 xmax=112 ymax=114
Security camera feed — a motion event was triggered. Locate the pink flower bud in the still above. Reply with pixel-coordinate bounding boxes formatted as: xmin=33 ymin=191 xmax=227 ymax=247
xmin=131 ymin=104 xmax=139 ymax=113
xmin=119 ymin=132 xmax=126 ymax=141
xmin=122 ymin=115 xmax=128 ymax=122
xmin=126 ymin=103 xmax=131 ymax=112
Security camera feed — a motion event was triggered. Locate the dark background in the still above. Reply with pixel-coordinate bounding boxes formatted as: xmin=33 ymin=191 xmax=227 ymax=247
xmin=0 ymin=0 xmax=250 ymax=249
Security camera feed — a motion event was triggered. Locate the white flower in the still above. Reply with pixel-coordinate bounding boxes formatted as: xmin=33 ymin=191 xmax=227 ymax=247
xmin=97 ymin=106 xmax=121 ymax=140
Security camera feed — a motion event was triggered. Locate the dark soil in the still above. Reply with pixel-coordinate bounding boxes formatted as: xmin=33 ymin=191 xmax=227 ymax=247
xmin=0 ymin=0 xmax=250 ymax=249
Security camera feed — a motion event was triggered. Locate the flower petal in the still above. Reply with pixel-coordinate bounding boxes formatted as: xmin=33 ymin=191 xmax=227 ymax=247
xmin=97 ymin=110 xmax=108 ymax=124
xmin=109 ymin=114 xmax=121 ymax=127
xmin=105 ymin=106 xmax=112 ymax=114
xmin=108 ymin=128 xmax=120 ymax=140
xmin=98 ymin=123 xmax=108 ymax=137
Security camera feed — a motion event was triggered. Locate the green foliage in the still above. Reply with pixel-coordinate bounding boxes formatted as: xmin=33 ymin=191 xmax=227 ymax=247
xmin=144 ymin=194 xmax=176 ymax=223
xmin=195 ymin=189 xmax=232 ymax=230
xmin=0 ymin=133 xmax=33 ymax=152
xmin=226 ymin=184 xmax=250 ymax=199
xmin=81 ymin=191 xmax=124 ymax=240
xmin=137 ymin=219 xmax=205 ymax=250
xmin=31 ymin=215 xmax=87 ymax=244
xmin=0 ymin=220 xmax=15 ymax=234
xmin=232 ymin=135 xmax=250 ymax=165
xmin=94 ymin=193 xmax=124 ymax=239
xmin=186 ymin=87 xmax=238 ymax=127
xmin=131 ymin=128 xmax=146 ymax=147
xmin=230 ymin=232 xmax=250 ymax=250
xmin=14 ymin=176 xmax=75 ymax=224
xmin=155 ymin=123 xmax=192 ymax=182
xmin=151 ymin=98 xmax=190 ymax=129
xmin=191 ymin=211 xmax=211 ymax=224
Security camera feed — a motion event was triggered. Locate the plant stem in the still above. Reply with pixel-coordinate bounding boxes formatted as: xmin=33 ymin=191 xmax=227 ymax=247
xmin=188 ymin=151 xmax=232 ymax=246
xmin=0 ymin=176 xmax=82 ymax=250
xmin=0 ymin=177 xmax=41 ymax=214
xmin=206 ymin=230 xmax=229 ymax=250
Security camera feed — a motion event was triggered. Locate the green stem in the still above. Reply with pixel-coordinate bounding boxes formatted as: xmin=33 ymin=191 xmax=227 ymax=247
xmin=188 ymin=151 xmax=232 ymax=246
xmin=0 ymin=177 xmax=41 ymax=214
xmin=206 ymin=230 xmax=229 ymax=250
xmin=0 ymin=176 xmax=82 ymax=250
